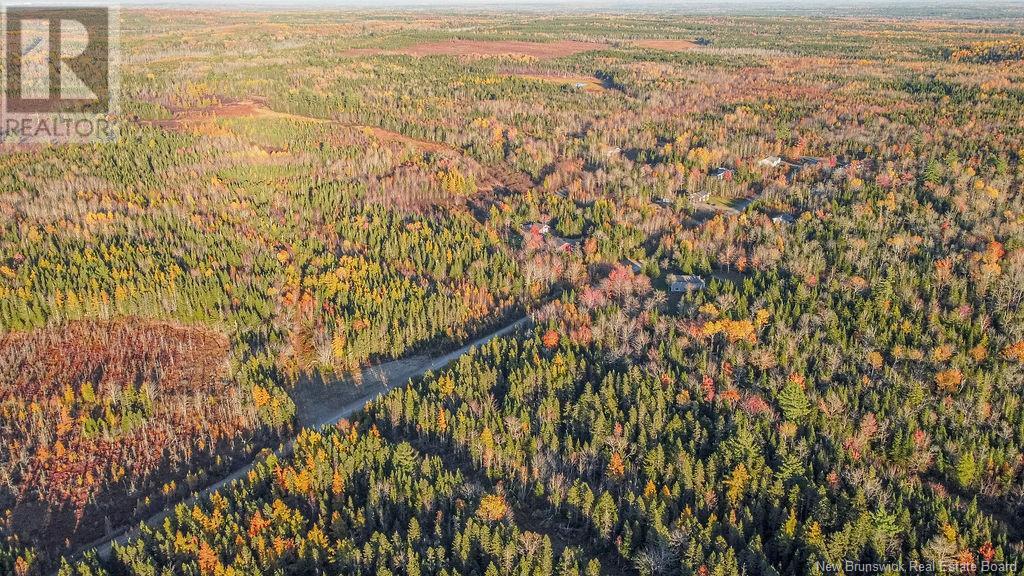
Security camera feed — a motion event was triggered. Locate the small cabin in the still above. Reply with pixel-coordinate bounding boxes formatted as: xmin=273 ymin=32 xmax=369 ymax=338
xmin=553 ymin=237 xmax=580 ymax=253
xmin=522 ymin=222 xmax=550 ymax=236
xmin=758 ymin=156 xmax=784 ymax=168
xmin=670 ymin=275 xmax=707 ymax=293
xmin=713 ymin=167 xmax=734 ymax=181
xmin=793 ymin=157 xmax=820 ymax=171
xmin=772 ymin=214 xmax=795 ymax=225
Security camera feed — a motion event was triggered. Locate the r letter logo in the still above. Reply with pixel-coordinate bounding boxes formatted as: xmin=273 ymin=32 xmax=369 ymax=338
xmin=2 ymin=5 xmax=118 ymax=144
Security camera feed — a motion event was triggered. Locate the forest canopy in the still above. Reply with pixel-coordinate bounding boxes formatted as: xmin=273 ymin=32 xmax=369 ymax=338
xmin=1 ymin=7 xmax=1023 ymax=576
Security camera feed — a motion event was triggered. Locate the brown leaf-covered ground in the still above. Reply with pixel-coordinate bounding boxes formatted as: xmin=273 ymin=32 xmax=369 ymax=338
xmin=0 ymin=319 xmax=266 ymax=551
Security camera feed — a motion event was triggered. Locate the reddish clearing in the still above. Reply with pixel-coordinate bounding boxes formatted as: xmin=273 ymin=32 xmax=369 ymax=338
xmin=139 ymin=98 xmax=265 ymax=130
xmin=137 ymin=99 xmax=533 ymax=203
xmin=140 ymin=99 xmax=450 ymax=153
xmin=0 ymin=319 xmax=263 ymax=554
xmin=632 ymin=39 xmax=698 ymax=51
xmin=356 ymin=125 xmax=452 ymax=153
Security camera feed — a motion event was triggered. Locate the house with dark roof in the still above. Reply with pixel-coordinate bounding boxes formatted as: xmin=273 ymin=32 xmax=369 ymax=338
xmin=553 ymin=237 xmax=581 ymax=253
xmin=713 ymin=167 xmax=734 ymax=181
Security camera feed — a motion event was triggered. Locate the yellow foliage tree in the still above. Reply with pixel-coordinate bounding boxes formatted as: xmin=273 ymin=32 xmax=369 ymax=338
xmin=197 ymin=541 xmax=221 ymax=575
xmin=477 ymin=494 xmax=509 ymax=522
xmin=607 ymin=452 xmax=626 ymax=478
xmin=725 ymin=463 xmax=749 ymax=507
xmin=252 ymin=385 xmax=271 ymax=408
xmin=936 ymin=369 xmax=963 ymax=393
xmin=1002 ymin=341 xmax=1024 ymax=362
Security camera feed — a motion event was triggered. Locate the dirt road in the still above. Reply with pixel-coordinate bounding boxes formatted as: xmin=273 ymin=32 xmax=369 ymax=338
xmin=71 ymin=315 xmax=530 ymax=565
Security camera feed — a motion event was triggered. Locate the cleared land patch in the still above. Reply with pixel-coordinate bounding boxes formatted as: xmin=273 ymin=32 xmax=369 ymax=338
xmin=632 ymin=38 xmax=699 ymax=51
xmin=356 ymin=125 xmax=452 ymax=153
xmin=138 ymin=99 xmax=533 ymax=200
xmin=140 ymin=99 xmax=451 ymax=153
xmin=508 ymin=72 xmax=606 ymax=92
xmin=0 ymin=319 xmax=263 ymax=551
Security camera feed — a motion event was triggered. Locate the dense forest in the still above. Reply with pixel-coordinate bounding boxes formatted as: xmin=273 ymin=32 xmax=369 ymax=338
xmin=1 ymin=7 xmax=1023 ymax=575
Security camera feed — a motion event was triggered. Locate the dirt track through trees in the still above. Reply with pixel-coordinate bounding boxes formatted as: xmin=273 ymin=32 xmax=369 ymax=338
xmin=64 ymin=315 xmax=530 ymax=569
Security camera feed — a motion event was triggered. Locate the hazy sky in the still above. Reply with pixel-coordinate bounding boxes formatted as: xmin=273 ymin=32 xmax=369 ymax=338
xmin=11 ymin=0 xmax=1019 ymax=6
xmin=8 ymin=0 xmax=1023 ymax=18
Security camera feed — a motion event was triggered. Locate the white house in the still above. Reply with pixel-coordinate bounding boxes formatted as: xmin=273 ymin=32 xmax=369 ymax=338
xmin=670 ymin=275 xmax=706 ymax=292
